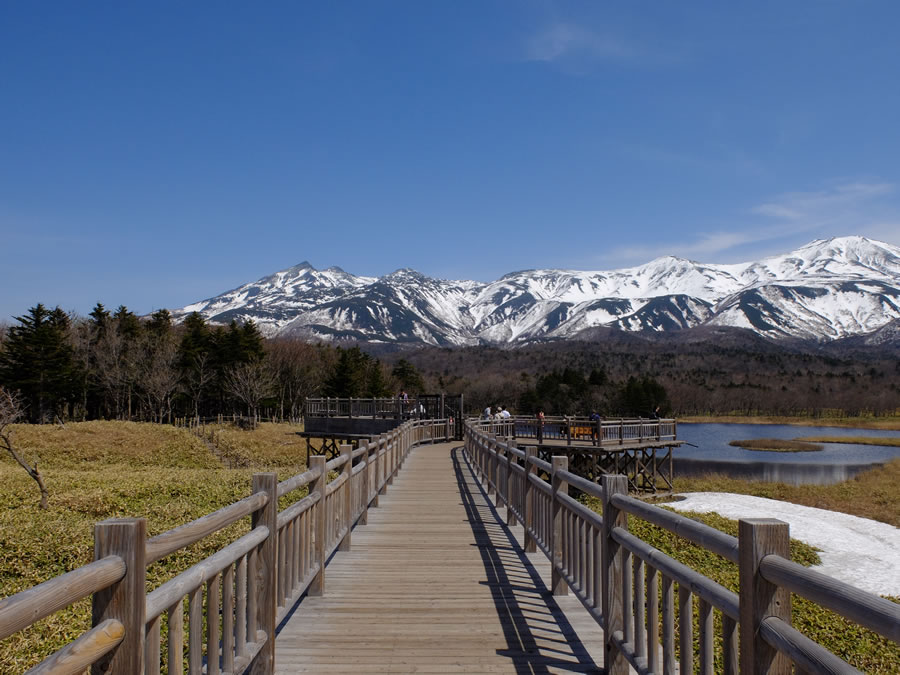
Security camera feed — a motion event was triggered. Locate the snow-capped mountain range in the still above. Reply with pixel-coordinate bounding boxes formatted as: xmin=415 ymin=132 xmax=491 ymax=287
xmin=172 ymin=236 xmax=900 ymax=345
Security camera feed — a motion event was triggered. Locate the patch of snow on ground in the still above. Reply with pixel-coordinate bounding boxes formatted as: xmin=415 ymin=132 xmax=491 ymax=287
xmin=667 ymin=493 xmax=900 ymax=597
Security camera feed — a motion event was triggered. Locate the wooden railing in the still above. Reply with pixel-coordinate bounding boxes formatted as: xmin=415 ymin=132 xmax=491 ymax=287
xmin=464 ymin=420 xmax=900 ymax=674
xmin=478 ymin=415 xmax=676 ymax=446
xmin=0 ymin=418 xmax=452 ymax=674
xmin=304 ymin=396 xmax=457 ymax=420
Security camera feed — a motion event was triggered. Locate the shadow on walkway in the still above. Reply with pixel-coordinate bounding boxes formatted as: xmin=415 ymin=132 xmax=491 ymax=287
xmin=452 ymin=447 xmax=603 ymax=674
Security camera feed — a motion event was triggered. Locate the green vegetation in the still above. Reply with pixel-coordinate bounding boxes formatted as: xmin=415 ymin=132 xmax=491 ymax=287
xmin=728 ymin=438 xmax=823 ymax=452
xmin=582 ymin=496 xmax=900 ymax=673
xmin=0 ymin=421 xmax=311 ymax=672
xmin=796 ymin=435 xmax=900 ymax=447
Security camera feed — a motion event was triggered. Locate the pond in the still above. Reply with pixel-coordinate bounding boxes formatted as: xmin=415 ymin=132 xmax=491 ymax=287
xmin=673 ymin=423 xmax=900 ymax=485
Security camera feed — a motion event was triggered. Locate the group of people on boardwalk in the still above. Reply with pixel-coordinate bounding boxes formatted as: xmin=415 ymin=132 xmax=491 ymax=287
xmin=482 ymin=405 xmax=511 ymax=420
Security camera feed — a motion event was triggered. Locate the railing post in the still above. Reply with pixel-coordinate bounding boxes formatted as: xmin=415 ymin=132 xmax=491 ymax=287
xmin=378 ymin=436 xmax=387 ymax=496
xmin=487 ymin=435 xmax=496 ymax=497
xmin=506 ymin=439 xmax=517 ymax=526
xmin=91 ymin=518 xmax=146 ymax=675
xmin=739 ymin=519 xmax=792 ymax=675
xmin=309 ymin=457 xmax=327 ymax=597
xmin=248 ymin=473 xmax=277 ymax=674
xmin=602 ymin=475 xmax=628 ymax=675
xmin=387 ymin=431 xmax=396 ymax=486
xmin=551 ymin=455 xmax=568 ymax=596
xmin=566 ymin=416 xmax=572 ymax=446
xmin=359 ymin=441 xmax=369 ymax=525
xmin=339 ymin=445 xmax=353 ymax=552
xmin=523 ymin=447 xmax=537 ymax=553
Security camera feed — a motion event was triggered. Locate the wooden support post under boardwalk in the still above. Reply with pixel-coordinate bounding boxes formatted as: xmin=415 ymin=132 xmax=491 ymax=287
xmin=91 ymin=518 xmax=146 ymax=675
xmin=551 ymin=455 xmax=568 ymax=596
xmin=250 ymin=473 xmax=277 ymax=675
xmin=524 ymin=447 xmax=537 ymax=553
xmin=309 ymin=456 xmax=327 ymax=597
xmin=339 ymin=444 xmax=352 ymax=551
xmin=740 ymin=518 xmax=791 ymax=675
xmin=602 ymin=474 xmax=628 ymax=675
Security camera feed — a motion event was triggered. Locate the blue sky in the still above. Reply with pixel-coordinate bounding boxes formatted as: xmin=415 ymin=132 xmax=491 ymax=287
xmin=2 ymin=1 xmax=899 ymax=321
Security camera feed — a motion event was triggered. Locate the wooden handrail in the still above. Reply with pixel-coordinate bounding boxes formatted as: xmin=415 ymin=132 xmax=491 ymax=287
xmin=26 ymin=619 xmax=125 ymax=675
xmin=145 ymin=491 xmax=269 ymax=564
xmin=463 ymin=418 xmax=900 ymax=675
xmin=0 ymin=556 xmax=125 ymax=641
xmin=2 ymin=416 xmax=452 ymax=674
xmin=759 ymin=553 xmax=900 ymax=642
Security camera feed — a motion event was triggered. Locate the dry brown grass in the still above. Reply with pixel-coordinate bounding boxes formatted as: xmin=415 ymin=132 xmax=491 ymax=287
xmin=728 ymin=438 xmax=823 ymax=452
xmin=796 ymin=435 xmax=900 ymax=447
xmin=0 ymin=420 xmax=313 ymax=672
xmin=680 ymin=414 xmax=900 ymax=430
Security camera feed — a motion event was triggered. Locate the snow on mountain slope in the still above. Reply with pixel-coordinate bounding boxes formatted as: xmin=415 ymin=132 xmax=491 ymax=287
xmin=170 ymin=236 xmax=900 ymax=344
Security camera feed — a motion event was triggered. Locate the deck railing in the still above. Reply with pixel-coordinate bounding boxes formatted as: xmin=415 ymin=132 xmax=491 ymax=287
xmin=464 ymin=420 xmax=900 ymax=674
xmin=0 ymin=418 xmax=452 ymax=674
xmin=477 ymin=415 xmax=676 ymax=446
xmin=304 ymin=396 xmax=455 ymax=420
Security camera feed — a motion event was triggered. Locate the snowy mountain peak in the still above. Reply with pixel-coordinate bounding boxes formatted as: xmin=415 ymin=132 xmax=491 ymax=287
xmin=172 ymin=236 xmax=900 ymax=344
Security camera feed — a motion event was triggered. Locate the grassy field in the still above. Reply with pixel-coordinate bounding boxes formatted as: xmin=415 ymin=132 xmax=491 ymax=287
xmin=680 ymin=414 xmax=900 ymax=430
xmin=0 ymin=420 xmax=312 ymax=673
xmin=2 ymin=421 xmax=898 ymax=672
xmin=728 ymin=438 xmax=824 ymax=452
xmin=796 ymin=435 xmax=900 ymax=447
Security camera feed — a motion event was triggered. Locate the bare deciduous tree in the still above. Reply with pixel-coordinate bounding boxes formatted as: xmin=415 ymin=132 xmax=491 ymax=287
xmin=183 ymin=351 xmax=214 ymax=421
xmin=267 ymin=340 xmax=330 ymax=421
xmin=225 ymin=360 xmax=276 ymax=426
xmin=140 ymin=336 xmax=180 ymax=423
xmin=0 ymin=387 xmax=49 ymax=509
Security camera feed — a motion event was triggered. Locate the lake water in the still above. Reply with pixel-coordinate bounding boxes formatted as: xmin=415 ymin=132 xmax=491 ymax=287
xmin=673 ymin=423 xmax=900 ymax=485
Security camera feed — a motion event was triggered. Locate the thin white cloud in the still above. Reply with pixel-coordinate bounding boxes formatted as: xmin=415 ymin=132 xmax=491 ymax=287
xmin=525 ymin=23 xmax=637 ymax=63
xmin=598 ymin=180 xmax=900 ymax=267
xmin=751 ymin=182 xmax=894 ymax=223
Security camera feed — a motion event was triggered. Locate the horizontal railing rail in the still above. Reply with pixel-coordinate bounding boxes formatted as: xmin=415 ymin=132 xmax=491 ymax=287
xmin=472 ymin=415 xmax=676 ymax=447
xmin=464 ymin=419 xmax=900 ymax=675
xmin=1 ymin=417 xmax=452 ymax=674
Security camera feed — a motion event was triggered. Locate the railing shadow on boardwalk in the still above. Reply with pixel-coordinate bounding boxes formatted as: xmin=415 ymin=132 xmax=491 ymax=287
xmin=451 ymin=447 xmax=603 ymax=674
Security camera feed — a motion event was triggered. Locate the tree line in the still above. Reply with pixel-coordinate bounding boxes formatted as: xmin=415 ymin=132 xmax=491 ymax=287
xmin=0 ymin=304 xmax=429 ymax=424
xmin=3 ymin=303 xmax=898 ymax=424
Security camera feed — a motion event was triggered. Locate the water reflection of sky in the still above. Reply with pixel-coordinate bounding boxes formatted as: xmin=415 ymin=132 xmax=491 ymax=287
xmin=675 ymin=423 xmax=900 ymax=465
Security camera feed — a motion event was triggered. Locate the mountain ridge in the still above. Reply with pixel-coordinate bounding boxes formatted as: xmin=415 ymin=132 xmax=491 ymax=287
xmin=171 ymin=236 xmax=900 ymax=345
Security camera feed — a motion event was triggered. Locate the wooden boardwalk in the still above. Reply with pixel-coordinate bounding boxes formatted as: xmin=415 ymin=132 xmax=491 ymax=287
xmin=274 ymin=441 xmax=606 ymax=673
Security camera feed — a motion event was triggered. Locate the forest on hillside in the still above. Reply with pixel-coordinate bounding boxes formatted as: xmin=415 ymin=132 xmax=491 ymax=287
xmin=1 ymin=303 xmax=898 ymax=424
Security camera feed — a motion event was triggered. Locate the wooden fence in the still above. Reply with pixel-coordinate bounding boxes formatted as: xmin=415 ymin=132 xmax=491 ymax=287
xmin=479 ymin=415 xmax=677 ymax=446
xmin=0 ymin=418 xmax=452 ymax=675
xmin=464 ymin=420 xmax=900 ymax=674
xmin=304 ymin=396 xmax=461 ymax=421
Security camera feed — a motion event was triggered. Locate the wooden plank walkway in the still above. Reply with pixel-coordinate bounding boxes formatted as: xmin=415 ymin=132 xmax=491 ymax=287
xmin=274 ymin=441 xmax=606 ymax=673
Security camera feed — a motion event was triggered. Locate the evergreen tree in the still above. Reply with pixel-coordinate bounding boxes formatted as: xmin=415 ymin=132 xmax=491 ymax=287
xmin=0 ymin=304 xmax=78 ymax=422
xmin=113 ymin=305 xmax=141 ymax=340
xmin=391 ymin=359 xmax=425 ymax=393
xmin=323 ymin=347 xmax=370 ymax=397
xmin=178 ymin=313 xmax=213 ymax=418
xmin=366 ymin=359 xmax=392 ymax=397
xmin=617 ymin=376 xmax=669 ymax=417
